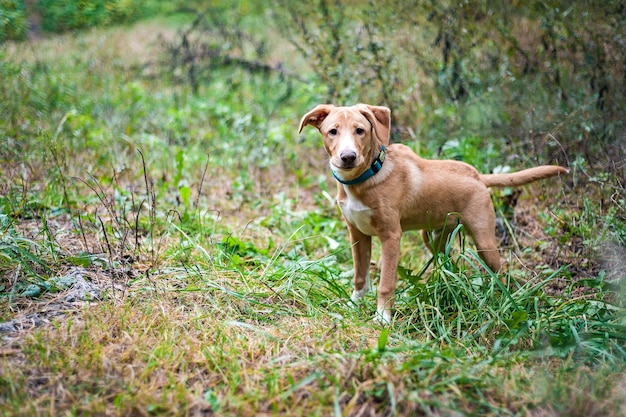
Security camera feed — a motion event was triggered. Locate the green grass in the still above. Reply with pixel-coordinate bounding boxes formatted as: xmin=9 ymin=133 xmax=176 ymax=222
xmin=1 ymin=7 xmax=625 ymax=417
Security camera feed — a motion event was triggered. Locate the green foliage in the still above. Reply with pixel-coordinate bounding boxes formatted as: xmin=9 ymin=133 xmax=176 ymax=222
xmin=0 ymin=213 xmax=52 ymax=297
xmin=36 ymin=0 xmax=158 ymax=33
xmin=395 ymin=228 xmax=620 ymax=361
xmin=0 ymin=0 xmax=26 ymax=42
xmin=274 ymin=1 xmax=401 ymax=109
xmin=0 ymin=0 xmax=178 ymax=40
xmin=272 ymin=0 xmax=625 ymax=171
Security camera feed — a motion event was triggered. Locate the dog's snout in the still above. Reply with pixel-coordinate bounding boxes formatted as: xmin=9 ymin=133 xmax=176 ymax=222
xmin=340 ymin=151 xmax=357 ymax=165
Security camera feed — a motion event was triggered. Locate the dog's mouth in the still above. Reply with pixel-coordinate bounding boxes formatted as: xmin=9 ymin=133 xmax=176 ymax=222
xmin=331 ymin=159 xmax=359 ymax=173
xmin=333 ymin=162 xmax=356 ymax=170
xmin=331 ymin=153 xmax=361 ymax=171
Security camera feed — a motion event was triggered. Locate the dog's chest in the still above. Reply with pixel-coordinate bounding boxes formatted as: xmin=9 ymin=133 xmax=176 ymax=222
xmin=338 ymin=191 xmax=376 ymax=236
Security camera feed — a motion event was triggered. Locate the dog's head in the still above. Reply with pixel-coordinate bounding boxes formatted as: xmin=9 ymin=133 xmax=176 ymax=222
xmin=298 ymin=104 xmax=391 ymax=182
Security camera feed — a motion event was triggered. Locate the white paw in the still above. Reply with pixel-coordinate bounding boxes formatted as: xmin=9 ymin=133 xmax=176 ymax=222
xmin=374 ymin=307 xmax=391 ymax=325
xmin=350 ymin=274 xmax=370 ymax=303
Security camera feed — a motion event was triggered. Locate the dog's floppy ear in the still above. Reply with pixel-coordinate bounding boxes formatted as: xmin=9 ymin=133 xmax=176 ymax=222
xmin=298 ymin=104 xmax=334 ymax=133
xmin=357 ymin=104 xmax=391 ymax=145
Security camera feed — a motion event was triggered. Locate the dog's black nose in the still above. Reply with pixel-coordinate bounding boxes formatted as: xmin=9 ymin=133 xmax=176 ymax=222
xmin=340 ymin=151 xmax=357 ymax=165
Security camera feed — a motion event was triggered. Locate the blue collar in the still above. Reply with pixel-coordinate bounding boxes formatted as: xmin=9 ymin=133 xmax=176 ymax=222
xmin=332 ymin=146 xmax=386 ymax=185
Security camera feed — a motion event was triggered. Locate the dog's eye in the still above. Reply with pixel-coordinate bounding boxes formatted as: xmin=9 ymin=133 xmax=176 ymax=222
xmin=328 ymin=128 xmax=338 ymax=136
xmin=356 ymin=127 xmax=365 ymax=135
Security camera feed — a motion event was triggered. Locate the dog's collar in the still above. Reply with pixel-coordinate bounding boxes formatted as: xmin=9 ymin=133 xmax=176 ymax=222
xmin=332 ymin=146 xmax=386 ymax=185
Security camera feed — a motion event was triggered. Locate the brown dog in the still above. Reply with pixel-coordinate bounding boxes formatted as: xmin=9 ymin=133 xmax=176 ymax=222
xmin=299 ymin=103 xmax=568 ymax=324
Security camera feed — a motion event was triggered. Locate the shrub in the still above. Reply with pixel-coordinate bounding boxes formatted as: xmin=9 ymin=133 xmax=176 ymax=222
xmin=0 ymin=0 xmax=27 ymax=42
xmin=37 ymin=0 xmax=149 ymax=32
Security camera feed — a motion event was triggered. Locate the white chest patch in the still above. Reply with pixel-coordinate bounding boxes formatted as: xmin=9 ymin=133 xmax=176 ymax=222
xmin=338 ymin=188 xmax=377 ymax=236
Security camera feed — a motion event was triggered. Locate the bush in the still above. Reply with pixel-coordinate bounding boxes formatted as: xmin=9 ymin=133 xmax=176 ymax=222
xmin=0 ymin=0 xmax=27 ymax=42
xmin=37 ymin=0 xmax=150 ymax=32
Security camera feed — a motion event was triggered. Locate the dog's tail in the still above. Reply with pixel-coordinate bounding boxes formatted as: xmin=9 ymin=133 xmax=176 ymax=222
xmin=480 ymin=165 xmax=569 ymax=187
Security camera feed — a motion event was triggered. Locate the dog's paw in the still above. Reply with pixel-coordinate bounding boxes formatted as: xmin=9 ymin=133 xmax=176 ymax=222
xmin=350 ymin=274 xmax=370 ymax=304
xmin=350 ymin=287 xmax=367 ymax=303
xmin=373 ymin=308 xmax=391 ymax=325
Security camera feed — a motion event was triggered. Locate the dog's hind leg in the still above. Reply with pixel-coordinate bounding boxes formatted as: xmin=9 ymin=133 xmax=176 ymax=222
xmin=465 ymin=215 xmax=502 ymax=275
xmin=421 ymin=228 xmax=454 ymax=255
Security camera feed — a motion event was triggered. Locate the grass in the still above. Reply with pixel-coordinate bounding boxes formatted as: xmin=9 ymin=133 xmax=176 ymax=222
xmin=1 ymin=7 xmax=625 ymax=417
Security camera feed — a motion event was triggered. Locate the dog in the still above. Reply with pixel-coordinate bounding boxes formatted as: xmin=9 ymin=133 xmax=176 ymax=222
xmin=298 ymin=103 xmax=568 ymax=324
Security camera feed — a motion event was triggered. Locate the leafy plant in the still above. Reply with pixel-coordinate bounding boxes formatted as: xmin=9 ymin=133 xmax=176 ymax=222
xmin=0 ymin=213 xmax=55 ymax=299
xmin=36 ymin=0 xmax=159 ymax=33
xmin=0 ymin=0 xmax=26 ymax=42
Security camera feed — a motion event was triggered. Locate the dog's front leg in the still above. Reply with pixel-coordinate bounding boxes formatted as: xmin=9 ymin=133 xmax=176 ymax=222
xmin=347 ymin=225 xmax=372 ymax=303
xmin=376 ymin=229 xmax=402 ymax=324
